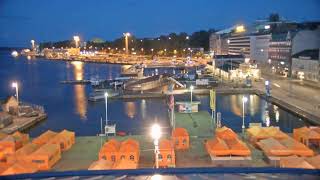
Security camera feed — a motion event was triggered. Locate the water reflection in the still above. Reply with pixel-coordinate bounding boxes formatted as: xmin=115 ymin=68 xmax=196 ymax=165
xmin=125 ymin=101 xmax=136 ymax=119
xmin=141 ymin=99 xmax=146 ymax=119
xmin=71 ymin=61 xmax=87 ymax=120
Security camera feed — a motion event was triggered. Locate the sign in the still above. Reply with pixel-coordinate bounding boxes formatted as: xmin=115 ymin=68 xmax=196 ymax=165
xmin=210 ymin=89 xmax=216 ymax=110
xmin=196 ymin=79 xmax=209 ymax=86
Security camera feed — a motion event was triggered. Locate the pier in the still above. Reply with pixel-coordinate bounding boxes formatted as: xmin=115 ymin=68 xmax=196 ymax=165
xmin=0 ymin=112 xmax=47 ymax=134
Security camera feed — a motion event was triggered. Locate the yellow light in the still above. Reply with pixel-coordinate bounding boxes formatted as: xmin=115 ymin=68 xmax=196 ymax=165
xmin=236 ymin=25 xmax=245 ymax=33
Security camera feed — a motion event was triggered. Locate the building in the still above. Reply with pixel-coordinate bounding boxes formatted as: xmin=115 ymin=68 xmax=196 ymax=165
xmin=292 ymin=49 xmax=320 ymax=82
xmin=209 ymin=33 xmax=229 ymax=55
xmin=250 ymin=34 xmax=271 ymax=63
xmin=269 ymin=29 xmax=320 ymax=76
xmin=1 ymin=96 xmax=19 ymax=115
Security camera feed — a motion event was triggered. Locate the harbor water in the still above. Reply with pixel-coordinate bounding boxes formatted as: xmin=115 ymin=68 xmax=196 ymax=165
xmin=0 ymin=50 xmax=306 ymax=137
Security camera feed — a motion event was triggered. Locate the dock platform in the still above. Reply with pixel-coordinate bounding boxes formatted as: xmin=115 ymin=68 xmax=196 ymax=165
xmin=0 ymin=112 xmax=47 ymax=134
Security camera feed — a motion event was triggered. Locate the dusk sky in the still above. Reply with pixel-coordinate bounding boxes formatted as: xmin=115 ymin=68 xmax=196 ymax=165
xmin=0 ymin=0 xmax=319 ymax=47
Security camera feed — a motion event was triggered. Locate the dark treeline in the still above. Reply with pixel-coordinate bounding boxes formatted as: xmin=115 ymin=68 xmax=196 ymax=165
xmin=40 ymin=29 xmax=216 ymax=55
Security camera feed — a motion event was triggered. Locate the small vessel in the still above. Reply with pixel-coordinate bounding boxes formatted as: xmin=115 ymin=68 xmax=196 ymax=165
xmin=88 ymin=90 xmax=119 ymax=101
xmin=117 ymin=131 xmax=126 ymax=136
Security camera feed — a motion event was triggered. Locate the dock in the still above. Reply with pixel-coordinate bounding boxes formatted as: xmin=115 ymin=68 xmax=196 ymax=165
xmin=0 ymin=112 xmax=47 ymax=134
xmin=60 ymin=80 xmax=91 ymax=84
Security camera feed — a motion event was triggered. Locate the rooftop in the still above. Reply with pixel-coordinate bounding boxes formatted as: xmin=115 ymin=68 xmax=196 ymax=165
xmin=292 ymin=49 xmax=319 ymax=60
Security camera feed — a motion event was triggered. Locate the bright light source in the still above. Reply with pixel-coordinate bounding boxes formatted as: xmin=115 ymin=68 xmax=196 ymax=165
xmin=151 ymin=48 xmax=154 ymax=51
xmin=186 ymin=36 xmax=189 ymax=40
xmin=104 ymin=92 xmax=108 ymax=97
xmin=236 ymin=25 xmax=245 ymax=33
xmin=264 ymin=25 xmax=271 ymax=30
xmin=151 ymin=174 xmax=162 ymax=180
xmin=268 ymin=59 xmax=271 ymax=64
xmin=190 ymin=85 xmax=194 ymax=91
xmin=280 ymin=61 xmax=285 ymax=65
xmin=265 ymin=80 xmax=269 ymax=86
xmin=260 ymin=49 xmax=264 ymax=52
xmin=168 ymin=37 xmax=171 ymax=40
xmin=151 ymin=124 xmax=161 ymax=140
xmin=227 ymin=39 xmax=230 ymax=44
xmin=242 ymin=96 xmax=248 ymax=103
xmin=12 ymin=82 xmax=18 ymax=88
xmin=123 ymin=32 xmax=131 ymax=37
xmin=73 ymin=36 xmax=80 ymax=42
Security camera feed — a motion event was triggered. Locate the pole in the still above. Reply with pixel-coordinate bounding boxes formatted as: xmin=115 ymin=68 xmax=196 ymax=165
xmin=190 ymin=89 xmax=193 ymax=105
xmin=105 ymin=96 xmax=108 ymax=125
xmin=125 ymin=36 xmax=129 ymax=55
xmin=16 ymin=85 xmax=19 ymax=104
xmin=155 ymin=140 xmax=159 ymax=168
xmin=242 ymin=100 xmax=245 ymax=129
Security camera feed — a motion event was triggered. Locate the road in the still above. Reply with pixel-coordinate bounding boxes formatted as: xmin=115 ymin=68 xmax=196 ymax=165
xmin=253 ymin=72 xmax=320 ymax=120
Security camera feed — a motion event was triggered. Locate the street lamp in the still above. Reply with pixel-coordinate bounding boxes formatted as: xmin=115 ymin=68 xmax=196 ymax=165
xmin=73 ymin=36 xmax=80 ymax=48
xmin=242 ymin=96 xmax=248 ymax=129
xmin=104 ymin=92 xmax=108 ymax=128
xmin=12 ymin=82 xmax=19 ymax=103
xmin=30 ymin=40 xmax=35 ymax=50
xmin=123 ymin=32 xmax=131 ymax=55
xmin=190 ymin=85 xmax=194 ymax=105
xmin=151 ymin=124 xmax=161 ymax=169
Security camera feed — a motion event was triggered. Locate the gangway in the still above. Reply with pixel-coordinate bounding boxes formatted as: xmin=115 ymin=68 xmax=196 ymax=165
xmin=168 ymin=77 xmax=185 ymax=88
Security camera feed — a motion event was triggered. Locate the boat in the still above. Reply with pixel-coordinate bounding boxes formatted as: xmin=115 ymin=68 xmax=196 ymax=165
xmin=117 ymin=131 xmax=126 ymax=136
xmin=11 ymin=51 xmax=18 ymax=57
xmin=88 ymin=90 xmax=119 ymax=102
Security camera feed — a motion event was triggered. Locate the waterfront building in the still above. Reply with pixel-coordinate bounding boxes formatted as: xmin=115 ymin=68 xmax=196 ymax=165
xmin=158 ymin=139 xmax=175 ymax=168
xmin=269 ymin=29 xmax=320 ymax=76
xmin=291 ymin=49 xmax=320 ymax=82
xmin=172 ymin=128 xmax=190 ymax=150
xmin=209 ymin=32 xmax=229 ymax=55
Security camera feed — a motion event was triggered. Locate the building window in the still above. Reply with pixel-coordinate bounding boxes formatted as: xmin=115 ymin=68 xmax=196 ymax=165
xmin=158 ymin=154 xmax=163 ymax=161
xmin=120 ymin=155 xmax=125 ymax=160
xmin=167 ymin=155 xmax=172 ymax=161
xmin=130 ymin=155 xmax=135 ymax=161
xmin=102 ymin=156 xmax=106 ymax=160
xmin=111 ymin=155 xmax=116 ymax=162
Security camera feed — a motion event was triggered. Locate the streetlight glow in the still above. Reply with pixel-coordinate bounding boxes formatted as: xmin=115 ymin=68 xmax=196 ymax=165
xmin=151 ymin=124 xmax=161 ymax=140
xmin=242 ymin=96 xmax=248 ymax=129
xmin=73 ymin=36 xmax=80 ymax=48
xmin=242 ymin=96 xmax=248 ymax=103
xmin=104 ymin=92 xmax=108 ymax=97
xmin=265 ymin=80 xmax=269 ymax=86
xmin=12 ymin=82 xmax=18 ymax=88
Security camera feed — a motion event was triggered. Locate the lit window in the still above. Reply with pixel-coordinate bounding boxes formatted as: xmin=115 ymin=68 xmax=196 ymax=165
xmin=158 ymin=154 xmax=163 ymax=161
xmin=167 ymin=155 xmax=172 ymax=161
xmin=130 ymin=155 xmax=135 ymax=161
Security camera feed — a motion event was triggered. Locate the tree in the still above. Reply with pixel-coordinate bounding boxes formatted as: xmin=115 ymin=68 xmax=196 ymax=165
xmin=269 ymin=13 xmax=280 ymax=22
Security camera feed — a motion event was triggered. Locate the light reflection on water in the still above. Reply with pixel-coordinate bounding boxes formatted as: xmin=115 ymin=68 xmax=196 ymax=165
xmin=71 ymin=61 xmax=87 ymax=120
xmin=0 ymin=51 xmax=309 ymax=137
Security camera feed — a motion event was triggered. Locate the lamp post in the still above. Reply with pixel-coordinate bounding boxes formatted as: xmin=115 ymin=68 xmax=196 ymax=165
xmin=151 ymin=124 xmax=161 ymax=169
xmin=190 ymin=85 xmax=194 ymax=105
xmin=123 ymin=32 xmax=131 ymax=55
xmin=73 ymin=36 xmax=80 ymax=48
xmin=242 ymin=96 xmax=248 ymax=129
xmin=30 ymin=40 xmax=35 ymax=50
xmin=104 ymin=92 xmax=108 ymax=129
xmin=12 ymin=82 xmax=19 ymax=103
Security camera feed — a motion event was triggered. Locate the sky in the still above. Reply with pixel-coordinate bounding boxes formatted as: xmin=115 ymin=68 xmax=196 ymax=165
xmin=0 ymin=0 xmax=319 ymax=47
